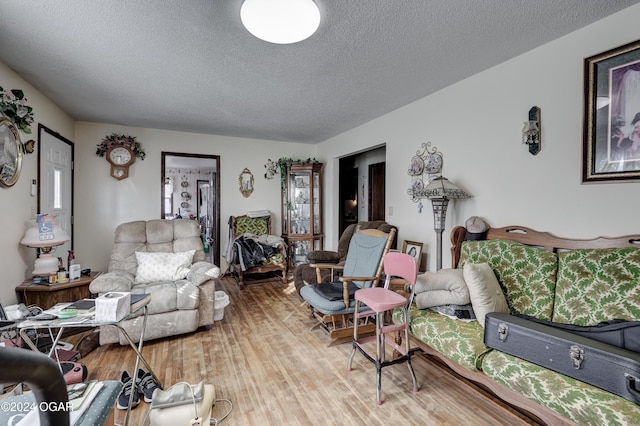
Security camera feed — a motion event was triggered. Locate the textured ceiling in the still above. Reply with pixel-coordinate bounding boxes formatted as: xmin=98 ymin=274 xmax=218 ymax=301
xmin=1 ymin=1 xmax=638 ymax=143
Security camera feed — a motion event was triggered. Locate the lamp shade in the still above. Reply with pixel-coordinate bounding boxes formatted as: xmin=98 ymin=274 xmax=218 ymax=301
xmin=422 ymin=176 xmax=471 ymax=200
xmin=21 ymin=220 xmax=71 ymax=276
xmin=241 ymin=0 xmax=321 ymax=44
xmin=21 ymin=225 xmax=70 ymax=248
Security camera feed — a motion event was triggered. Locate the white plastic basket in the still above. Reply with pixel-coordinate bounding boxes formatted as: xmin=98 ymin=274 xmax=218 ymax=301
xmin=214 ymin=291 xmax=230 ymax=321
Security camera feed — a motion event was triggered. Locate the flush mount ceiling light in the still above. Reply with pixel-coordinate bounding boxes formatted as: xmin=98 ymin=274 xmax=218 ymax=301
xmin=241 ymin=0 xmax=321 ymax=44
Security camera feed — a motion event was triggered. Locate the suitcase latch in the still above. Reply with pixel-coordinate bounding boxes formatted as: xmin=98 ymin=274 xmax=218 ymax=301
xmin=498 ymin=322 xmax=508 ymax=342
xmin=625 ymin=374 xmax=640 ymax=404
xmin=570 ymin=345 xmax=584 ymax=369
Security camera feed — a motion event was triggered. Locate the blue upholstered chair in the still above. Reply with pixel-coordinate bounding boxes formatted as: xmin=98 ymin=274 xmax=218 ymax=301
xmin=299 ymin=226 xmax=396 ymax=345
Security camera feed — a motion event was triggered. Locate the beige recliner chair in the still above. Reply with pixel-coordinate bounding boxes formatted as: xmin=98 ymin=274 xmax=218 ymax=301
xmin=89 ymin=219 xmax=219 ymax=345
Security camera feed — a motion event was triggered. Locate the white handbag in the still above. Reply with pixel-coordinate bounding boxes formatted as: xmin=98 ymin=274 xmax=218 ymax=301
xmin=149 ymin=381 xmax=216 ymax=426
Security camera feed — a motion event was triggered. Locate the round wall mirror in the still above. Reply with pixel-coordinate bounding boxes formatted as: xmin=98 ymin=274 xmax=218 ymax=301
xmin=0 ymin=117 xmax=23 ymax=188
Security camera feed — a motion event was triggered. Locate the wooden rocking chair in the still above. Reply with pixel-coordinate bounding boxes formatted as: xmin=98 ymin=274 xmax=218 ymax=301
xmin=299 ymin=226 xmax=396 ymax=345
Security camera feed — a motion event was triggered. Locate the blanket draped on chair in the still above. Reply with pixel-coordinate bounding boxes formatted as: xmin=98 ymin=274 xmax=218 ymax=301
xmin=232 ymin=233 xmax=284 ymax=271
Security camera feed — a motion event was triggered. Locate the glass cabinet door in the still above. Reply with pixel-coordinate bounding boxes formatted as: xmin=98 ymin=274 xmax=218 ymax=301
xmin=312 ymin=171 xmax=320 ymax=234
xmin=289 ymin=171 xmax=312 ymax=235
xmin=281 ymin=162 xmax=323 ymax=267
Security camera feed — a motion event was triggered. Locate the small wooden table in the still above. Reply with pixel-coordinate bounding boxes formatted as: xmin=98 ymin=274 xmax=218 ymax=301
xmin=15 ymin=271 xmax=102 ymax=310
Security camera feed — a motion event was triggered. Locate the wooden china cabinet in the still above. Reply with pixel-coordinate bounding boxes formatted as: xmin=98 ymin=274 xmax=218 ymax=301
xmin=281 ymin=162 xmax=323 ymax=268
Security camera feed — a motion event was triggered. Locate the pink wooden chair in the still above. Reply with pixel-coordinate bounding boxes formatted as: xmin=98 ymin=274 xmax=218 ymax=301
xmin=347 ymin=251 xmax=419 ymax=404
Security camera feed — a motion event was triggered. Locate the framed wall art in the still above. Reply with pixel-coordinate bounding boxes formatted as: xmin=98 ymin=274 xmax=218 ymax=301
xmin=402 ymin=240 xmax=423 ymax=266
xmin=583 ymin=39 xmax=640 ymax=182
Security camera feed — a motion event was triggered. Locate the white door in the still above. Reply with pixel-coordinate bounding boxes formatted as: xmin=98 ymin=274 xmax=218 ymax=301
xmin=39 ymin=126 xmax=73 ymax=260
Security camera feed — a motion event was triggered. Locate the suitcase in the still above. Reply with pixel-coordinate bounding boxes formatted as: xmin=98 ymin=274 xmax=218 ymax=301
xmin=484 ymin=312 xmax=640 ymax=405
xmin=514 ymin=313 xmax=640 ymax=352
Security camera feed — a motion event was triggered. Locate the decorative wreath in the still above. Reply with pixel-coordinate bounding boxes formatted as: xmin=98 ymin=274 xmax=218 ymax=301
xmin=96 ymin=133 xmax=146 ymax=160
xmin=0 ymin=86 xmax=35 ymax=134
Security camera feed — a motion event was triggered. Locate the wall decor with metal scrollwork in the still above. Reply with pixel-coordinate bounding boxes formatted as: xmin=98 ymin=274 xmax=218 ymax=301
xmin=407 ymin=141 xmax=444 ymax=202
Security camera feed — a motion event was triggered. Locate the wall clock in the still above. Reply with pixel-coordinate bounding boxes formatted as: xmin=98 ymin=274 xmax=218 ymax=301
xmin=106 ymin=145 xmax=135 ymax=180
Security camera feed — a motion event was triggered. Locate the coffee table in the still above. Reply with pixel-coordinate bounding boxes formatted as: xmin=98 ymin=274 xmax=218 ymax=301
xmin=18 ymin=298 xmax=158 ymax=426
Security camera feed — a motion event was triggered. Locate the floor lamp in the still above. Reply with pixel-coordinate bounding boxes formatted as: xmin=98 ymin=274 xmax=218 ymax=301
xmin=423 ymin=176 xmax=471 ymax=270
xmin=407 ymin=142 xmax=471 ymax=271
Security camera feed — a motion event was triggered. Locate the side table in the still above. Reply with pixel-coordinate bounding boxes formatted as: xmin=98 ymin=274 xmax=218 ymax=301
xmin=15 ymin=272 xmax=102 ymax=310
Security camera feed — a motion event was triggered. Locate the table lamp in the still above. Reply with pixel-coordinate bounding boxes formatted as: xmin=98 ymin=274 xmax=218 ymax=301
xmin=21 ymin=223 xmax=70 ymax=276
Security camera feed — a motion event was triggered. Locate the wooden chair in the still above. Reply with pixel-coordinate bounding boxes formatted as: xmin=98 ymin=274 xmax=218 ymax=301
xmin=228 ymin=214 xmax=287 ymax=287
xmin=299 ymin=226 xmax=396 ymax=346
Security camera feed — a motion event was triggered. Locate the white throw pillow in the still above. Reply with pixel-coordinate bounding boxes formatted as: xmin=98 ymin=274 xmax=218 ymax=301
xmin=462 ymin=262 xmax=510 ymax=327
xmin=135 ymin=250 xmax=196 ymax=283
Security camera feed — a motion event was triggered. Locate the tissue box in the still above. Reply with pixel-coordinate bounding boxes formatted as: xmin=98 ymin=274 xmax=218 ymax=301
xmin=95 ymin=292 xmax=131 ymax=322
xmin=69 ymin=264 xmax=81 ymax=280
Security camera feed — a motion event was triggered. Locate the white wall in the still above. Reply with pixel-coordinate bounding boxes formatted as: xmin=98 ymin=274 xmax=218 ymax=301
xmin=73 ymin=122 xmax=315 ymax=274
xmin=0 ymin=62 xmax=75 ymax=306
xmin=318 ymin=4 xmax=640 ymax=271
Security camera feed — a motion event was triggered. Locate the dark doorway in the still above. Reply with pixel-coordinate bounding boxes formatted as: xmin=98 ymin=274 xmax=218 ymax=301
xmin=338 ymin=146 xmax=386 ymax=239
xmin=368 ymin=162 xmax=385 ymax=221
xmin=339 ymin=157 xmax=358 ymax=236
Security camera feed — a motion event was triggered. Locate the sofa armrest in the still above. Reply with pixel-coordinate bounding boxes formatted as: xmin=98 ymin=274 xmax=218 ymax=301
xmin=188 ymin=261 xmax=220 ymax=286
xmin=307 ymin=250 xmax=341 ymax=263
xmin=89 ymin=270 xmax=135 ymax=294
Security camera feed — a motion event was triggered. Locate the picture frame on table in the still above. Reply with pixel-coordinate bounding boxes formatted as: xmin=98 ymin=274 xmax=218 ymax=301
xmin=583 ymin=39 xmax=640 ymax=183
xmin=402 ymin=240 xmax=423 ymax=266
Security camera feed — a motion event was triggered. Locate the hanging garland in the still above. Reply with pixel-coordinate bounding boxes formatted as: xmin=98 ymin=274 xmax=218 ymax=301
xmin=96 ymin=133 xmax=146 ymax=160
xmin=264 ymin=157 xmax=318 ymax=189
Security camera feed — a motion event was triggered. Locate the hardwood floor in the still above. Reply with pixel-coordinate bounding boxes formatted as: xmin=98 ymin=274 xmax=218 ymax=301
xmin=72 ymin=277 xmax=538 ymax=425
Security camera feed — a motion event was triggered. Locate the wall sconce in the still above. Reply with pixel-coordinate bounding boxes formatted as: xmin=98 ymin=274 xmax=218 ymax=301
xmin=522 ymin=106 xmax=541 ymax=155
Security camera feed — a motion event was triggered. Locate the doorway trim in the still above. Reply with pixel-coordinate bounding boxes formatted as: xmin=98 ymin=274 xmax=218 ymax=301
xmin=37 ymin=124 xmax=74 ymax=249
xmin=161 ymin=151 xmax=221 ymax=266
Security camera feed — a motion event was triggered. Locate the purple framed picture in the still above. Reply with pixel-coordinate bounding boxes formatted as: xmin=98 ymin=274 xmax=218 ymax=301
xmin=583 ymin=39 xmax=640 ymax=182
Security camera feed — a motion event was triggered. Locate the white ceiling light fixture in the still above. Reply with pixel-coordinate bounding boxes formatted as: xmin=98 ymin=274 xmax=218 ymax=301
xmin=241 ymin=0 xmax=321 ymax=44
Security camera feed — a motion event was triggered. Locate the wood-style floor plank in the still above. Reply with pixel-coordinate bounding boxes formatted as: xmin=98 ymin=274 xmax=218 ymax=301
xmin=70 ymin=277 xmax=538 ymax=425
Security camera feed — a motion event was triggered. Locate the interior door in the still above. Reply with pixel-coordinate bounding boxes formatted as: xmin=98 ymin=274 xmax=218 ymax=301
xmin=38 ymin=125 xmax=74 ymax=255
xmin=368 ymin=162 xmax=385 ymax=221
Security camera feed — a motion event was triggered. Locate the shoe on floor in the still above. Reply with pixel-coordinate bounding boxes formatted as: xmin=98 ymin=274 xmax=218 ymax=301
xmin=137 ymin=368 xmax=162 ymax=403
xmin=117 ymin=370 xmax=140 ymax=410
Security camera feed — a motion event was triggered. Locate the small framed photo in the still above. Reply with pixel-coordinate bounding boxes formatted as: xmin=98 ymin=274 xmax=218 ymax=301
xmin=402 ymin=240 xmax=423 ymax=266
xmin=583 ymin=39 xmax=640 ymax=182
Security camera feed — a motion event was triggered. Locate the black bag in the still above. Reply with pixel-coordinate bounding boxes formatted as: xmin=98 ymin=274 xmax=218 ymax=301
xmin=312 ymin=281 xmax=359 ymax=301
xmin=515 ymin=314 xmax=640 ymax=352
xmin=484 ymin=312 xmax=640 ymax=405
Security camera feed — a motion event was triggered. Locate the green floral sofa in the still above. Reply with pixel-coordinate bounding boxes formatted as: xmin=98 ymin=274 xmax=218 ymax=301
xmin=394 ymin=225 xmax=640 ymax=426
